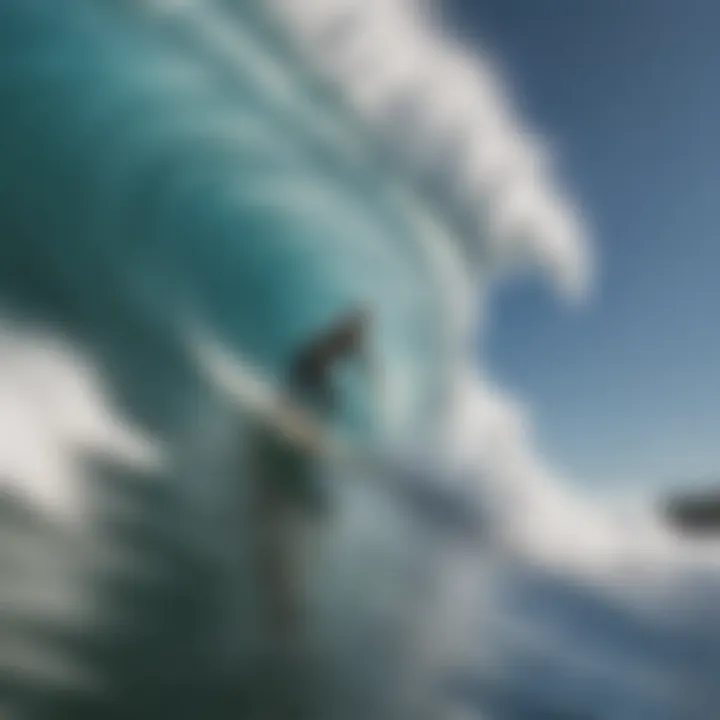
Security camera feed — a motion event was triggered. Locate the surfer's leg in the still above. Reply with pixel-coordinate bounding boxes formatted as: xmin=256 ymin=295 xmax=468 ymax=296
xmin=251 ymin=486 xmax=313 ymax=719
xmin=268 ymin=505 xmax=312 ymax=718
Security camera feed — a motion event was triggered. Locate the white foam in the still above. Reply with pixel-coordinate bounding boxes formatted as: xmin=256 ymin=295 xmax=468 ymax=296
xmin=265 ymin=0 xmax=592 ymax=298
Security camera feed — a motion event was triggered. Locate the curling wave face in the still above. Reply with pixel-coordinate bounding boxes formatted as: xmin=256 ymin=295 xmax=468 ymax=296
xmin=0 ymin=2 xmax=489 ymax=718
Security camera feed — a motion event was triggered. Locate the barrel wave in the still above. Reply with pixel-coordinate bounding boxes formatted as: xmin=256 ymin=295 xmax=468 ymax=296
xmin=0 ymin=2 xmax=598 ymax=720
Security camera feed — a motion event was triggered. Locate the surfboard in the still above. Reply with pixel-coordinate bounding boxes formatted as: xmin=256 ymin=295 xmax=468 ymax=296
xmin=192 ymin=334 xmax=356 ymax=462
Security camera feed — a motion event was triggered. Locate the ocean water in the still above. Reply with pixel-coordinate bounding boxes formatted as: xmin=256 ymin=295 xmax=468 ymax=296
xmin=0 ymin=2 xmax=480 ymax=717
xmin=0 ymin=2 xmax=719 ymax=719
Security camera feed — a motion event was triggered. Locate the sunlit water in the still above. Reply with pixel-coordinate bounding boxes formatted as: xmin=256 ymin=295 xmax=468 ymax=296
xmin=0 ymin=2 xmax=719 ymax=719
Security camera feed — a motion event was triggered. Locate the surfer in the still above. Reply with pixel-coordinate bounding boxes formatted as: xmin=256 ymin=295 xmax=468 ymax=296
xmin=248 ymin=309 xmax=369 ymax=716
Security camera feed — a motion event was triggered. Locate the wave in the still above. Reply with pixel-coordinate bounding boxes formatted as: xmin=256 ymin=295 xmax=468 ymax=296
xmin=0 ymin=1 xmax=718 ymax=719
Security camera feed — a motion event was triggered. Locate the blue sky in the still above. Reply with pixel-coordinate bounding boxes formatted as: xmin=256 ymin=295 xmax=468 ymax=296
xmin=446 ymin=1 xmax=720 ymax=490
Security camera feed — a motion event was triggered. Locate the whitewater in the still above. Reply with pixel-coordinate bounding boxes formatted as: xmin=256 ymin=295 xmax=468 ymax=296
xmin=0 ymin=1 xmax=719 ymax=718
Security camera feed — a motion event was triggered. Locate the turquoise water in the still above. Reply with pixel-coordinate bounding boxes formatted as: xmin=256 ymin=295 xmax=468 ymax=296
xmin=0 ymin=0 xmax=474 ymax=444
xmin=0 ymin=2 xmax=482 ymax=717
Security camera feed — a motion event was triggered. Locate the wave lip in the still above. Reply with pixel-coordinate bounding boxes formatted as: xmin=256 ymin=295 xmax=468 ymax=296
xmin=264 ymin=0 xmax=593 ymax=299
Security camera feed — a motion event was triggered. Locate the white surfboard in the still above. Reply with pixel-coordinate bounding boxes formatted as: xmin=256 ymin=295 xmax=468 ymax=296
xmin=192 ymin=333 xmax=358 ymax=462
